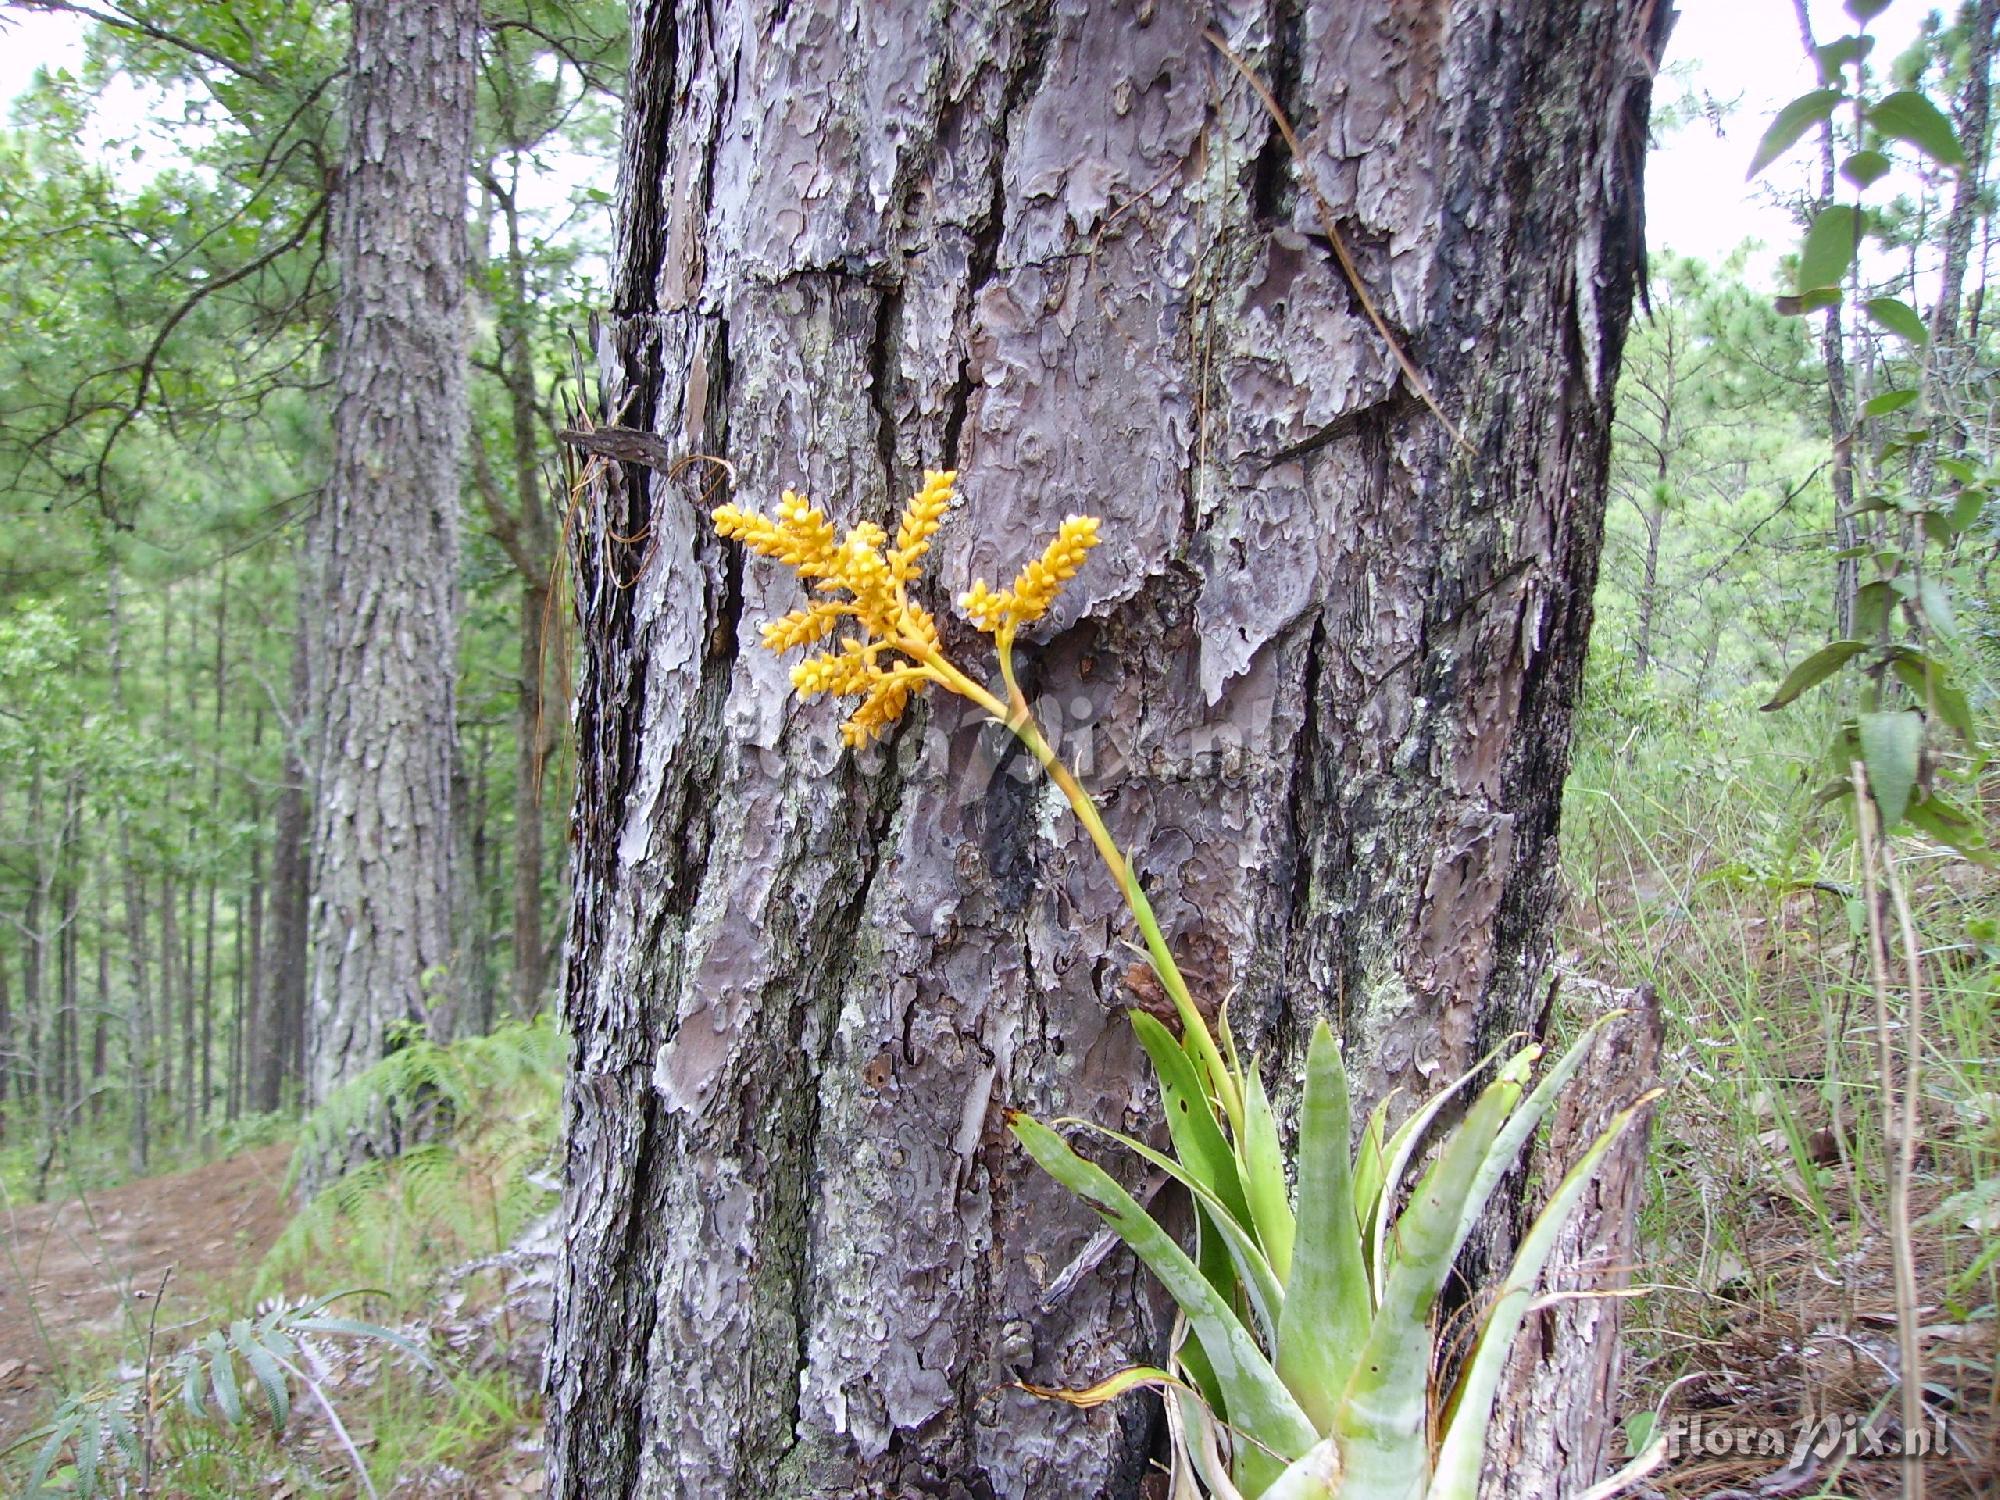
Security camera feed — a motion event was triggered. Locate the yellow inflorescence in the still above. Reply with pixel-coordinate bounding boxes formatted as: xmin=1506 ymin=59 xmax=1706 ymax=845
xmin=959 ymin=515 xmax=1101 ymax=634
xmin=714 ymin=468 xmax=1101 ymax=748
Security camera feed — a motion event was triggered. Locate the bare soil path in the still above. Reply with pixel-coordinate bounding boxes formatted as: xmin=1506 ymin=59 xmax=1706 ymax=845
xmin=0 ymin=1143 xmax=295 ymax=1448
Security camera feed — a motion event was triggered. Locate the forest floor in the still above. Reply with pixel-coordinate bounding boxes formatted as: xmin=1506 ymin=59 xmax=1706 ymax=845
xmin=0 ymin=1143 xmax=294 ymax=1449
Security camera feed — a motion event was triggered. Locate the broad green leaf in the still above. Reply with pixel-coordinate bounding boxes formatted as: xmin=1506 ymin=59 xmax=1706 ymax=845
xmin=1888 ymin=654 xmax=1975 ymax=745
xmin=1864 ymin=297 xmax=1928 ymax=345
xmin=1855 ymin=579 xmax=1899 ymax=638
xmin=1859 ymin=710 xmax=1924 ymax=828
xmin=1131 ymin=1012 xmax=1254 ymax=1230
xmin=1336 ymin=1075 xmax=1522 ymax=1500
xmin=1747 ymin=89 xmax=1841 ymax=177
xmin=1949 ymin=488 xmax=1986 ymax=532
xmin=1261 ymin=1434 xmax=1345 ymax=1499
xmin=1841 ymin=148 xmax=1891 ymax=187
xmin=1010 ymin=1112 xmax=1320 ymax=1467
xmin=1864 ymin=387 xmax=1920 ymax=416
xmin=1429 ymin=1094 xmax=1662 ymax=1500
xmin=1845 ymin=0 xmax=1893 ymax=19
xmin=1797 ymin=204 xmax=1861 ymax=294
xmin=1760 ymin=639 xmax=1866 ymax=710
xmin=1057 ymin=1116 xmax=1286 ymax=1348
xmin=1625 ymin=1411 xmax=1660 ymax=1456
xmin=1277 ymin=1022 xmax=1372 ymax=1433
xmin=1918 ymin=577 xmax=1958 ymax=639
xmin=1240 ymin=1067 xmax=1296 ymax=1283
xmin=1905 ymin=792 xmax=1995 ymax=862
xmin=1776 ymin=286 xmax=1844 ymax=316
xmin=1817 ymin=34 xmax=1875 ymax=82
xmin=1870 ymin=90 xmax=1966 ymax=168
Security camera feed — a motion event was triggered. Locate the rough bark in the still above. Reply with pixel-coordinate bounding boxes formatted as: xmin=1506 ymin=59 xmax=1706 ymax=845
xmin=305 ymin=0 xmax=478 ymax=1100
xmin=1483 ymin=977 xmax=1661 ymax=1500
xmin=1932 ymin=0 xmax=1997 ymax=356
xmin=550 ymin=2 xmax=1667 ymax=1495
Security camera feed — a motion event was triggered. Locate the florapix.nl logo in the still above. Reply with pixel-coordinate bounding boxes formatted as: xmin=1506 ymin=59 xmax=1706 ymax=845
xmin=1625 ymin=1407 xmax=1954 ymax=1465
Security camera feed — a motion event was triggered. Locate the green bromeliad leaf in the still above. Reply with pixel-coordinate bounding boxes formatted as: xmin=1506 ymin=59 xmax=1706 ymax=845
xmin=1336 ymin=1070 xmax=1523 ymax=1500
xmin=1009 ymin=1110 xmax=1318 ymax=1486
xmin=1275 ymin=1021 xmax=1370 ymax=1434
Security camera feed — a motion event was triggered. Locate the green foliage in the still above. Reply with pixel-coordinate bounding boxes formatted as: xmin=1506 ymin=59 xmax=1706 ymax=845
xmin=1012 ymin=1016 xmax=1653 ymax=1498
xmin=6 ymin=1294 xmax=427 ymax=1500
xmin=263 ymin=1013 xmax=565 ymax=1298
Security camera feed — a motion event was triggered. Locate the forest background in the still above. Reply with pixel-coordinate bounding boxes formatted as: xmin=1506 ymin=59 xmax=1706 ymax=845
xmin=0 ymin=0 xmax=1994 ymax=1495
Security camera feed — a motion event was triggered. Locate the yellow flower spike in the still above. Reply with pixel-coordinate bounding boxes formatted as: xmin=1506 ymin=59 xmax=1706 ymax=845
xmin=1008 ymin=515 xmax=1101 ymax=626
xmin=890 ymin=470 xmax=955 ymax=582
xmin=960 ymin=579 xmax=1016 ymax=633
xmin=831 ymin=529 xmax=899 ymax=633
xmin=841 ymin=673 xmax=918 ymax=747
xmin=716 ymin=491 xmax=841 ymax=579
xmin=716 ymin=480 xmax=1244 ymax=1131
xmin=791 ymin=639 xmax=876 ymax=699
xmin=760 ymin=601 xmax=845 ymax=653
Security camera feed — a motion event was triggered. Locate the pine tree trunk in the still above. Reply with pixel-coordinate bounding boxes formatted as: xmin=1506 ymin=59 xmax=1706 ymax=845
xmin=550 ymin=3 xmax=1667 ymax=1495
xmin=92 ymin=836 xmax=110 ymax=1122
xmin=306 ymin=0 xmax=477 ymax=1100
xmin=109 ymin=571 xmax=153 ymax=1173
xmin=23 ymin=760 xmax=45 ymax=1129
xmin=57 ymin=777 xmax=80 ymax=1116
xmin=257 ymin=613 xmax=311 ymax=1114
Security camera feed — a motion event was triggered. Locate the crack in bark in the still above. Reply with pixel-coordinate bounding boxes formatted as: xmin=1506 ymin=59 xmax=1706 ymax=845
xmin=1249 ymin=0 xmax=1304 ymax=223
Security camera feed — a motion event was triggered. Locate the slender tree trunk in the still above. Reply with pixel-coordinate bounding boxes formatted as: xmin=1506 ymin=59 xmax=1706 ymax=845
xmin=156 ymin=588 xmax=178 ymax=1126
xmin=109 ymin=570 xmax=152 ymax=1173
xmin=548 ymin=3 xmax=1668 ymax=1495
xmin=92 ymin=839 xmax=110 ymax=1122
xmin=159 ymin=871 xmax=180 ymax=1130
xmin=57 ymin=777 xmax=80 ymax=1116
xmin=1635 ymin=502 xmax=1664 ymax=675
xmin=0 ymin=781 xmax=10 ymax=1139
xmin=1932 ymin=0 xmax=1997 ymax=354
xmin=1795 ymin=0 xmax=1861 ymax=637
xmin=199 ymin=581 xmax=226 ymax=1126
xmin=472 ymin=180 xmax=560 ymax=1018
xmin=181 ymin=858 xmax=196 ymax=1132
xmin=469 ymin=727 xmax=498 ymax=1034
xmin=306 ymin=0 xmax=478 ymax=1102
xmin=258 ymin=614 xmax=311 ymax=1115
xmin=0 ymin=931 xmax=10 ymax=1141
xmin=513 ymin=580 xmax=551 ymax=1013
xmin=24 ymin=761 xmax=47 ymax=1130
xmin=240 ymin=704 xmax=265 ymax=1120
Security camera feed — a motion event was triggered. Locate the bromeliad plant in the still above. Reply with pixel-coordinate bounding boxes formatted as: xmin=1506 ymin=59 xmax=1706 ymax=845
xmin=717 ymin=473 xmax=1655 ymax=1499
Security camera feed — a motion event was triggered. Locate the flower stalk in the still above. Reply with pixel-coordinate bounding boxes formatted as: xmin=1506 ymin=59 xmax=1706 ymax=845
xmin=713 ymin=470 xmax=1242 ymax=1128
